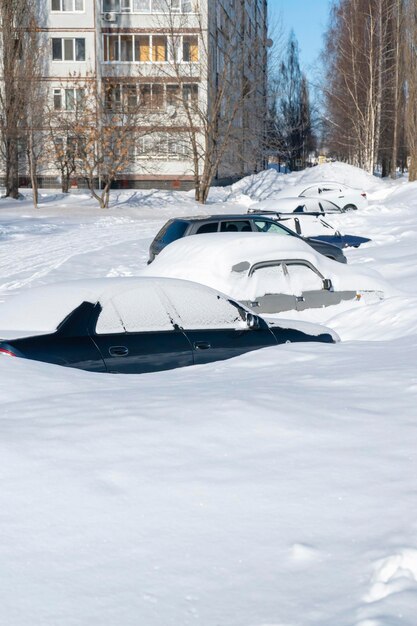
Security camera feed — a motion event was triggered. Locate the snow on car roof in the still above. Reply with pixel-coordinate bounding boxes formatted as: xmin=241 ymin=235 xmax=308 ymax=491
xmin=0 ymin=276 xmax=229 ymax=334
xmin=251 ymin=196 xmax=341 ymax=212
xmin=143 ymin=232 xmax=391 ymax=301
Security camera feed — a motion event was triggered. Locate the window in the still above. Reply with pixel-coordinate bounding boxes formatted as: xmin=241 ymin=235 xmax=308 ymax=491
xmin=138 ymin=83 xmax=164 ymax=109
xmin=160 ymin=282 xmax=243 ymax=330
xmin=152 ymin=36 xmax=167 ymax=62
xmin=285 ymin=263 xmax=323 ymax=293
xmin=105 ymin=83 xmax=140 ymax=111
xmin=166 ymin=84 xmax=180 ymax=106
xmin=137 ymin=133 xmax=191 ymax=159
xmin=52 ymin=0 xmax=84 ymax=11
xmin=103 ymin=34 xmax=168 ymax=62
xmin=254 ymin=220 xmax=291 ymax=235
xmin=220 ymin=221 xmax=252 ymax=232
xmin=53 ymin=88 xmax=84 ymax=111
xmin=196 ymin=223 xmax=218 ymax=234
xmin=96 ymin=286 xmax=174 ymax=334
xmin=182 ymin=83 xmax=198 ymax=105
xmin=136 ymin=35 xmax=150 ymax=61
xmin=182 ymin=35 xmax=198 ymax=62
xmin=52 ymin=38 xmax=85 ymax=61
xmin=120 ymin=35 xmax=133 ymax=61
xmin=102 ymin=0 xmax=196 ymax=12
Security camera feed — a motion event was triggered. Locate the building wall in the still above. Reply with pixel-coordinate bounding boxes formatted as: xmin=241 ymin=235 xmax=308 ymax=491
xmin=1 ymin=0 xmax=267 ymax=189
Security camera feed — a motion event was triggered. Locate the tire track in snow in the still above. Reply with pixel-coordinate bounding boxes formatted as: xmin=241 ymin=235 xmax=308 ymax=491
xmin=0 ymin=218 xmax=162 ymax=295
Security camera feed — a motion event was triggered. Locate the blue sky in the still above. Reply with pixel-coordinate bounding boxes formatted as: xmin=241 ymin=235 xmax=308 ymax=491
xmin=268 ymin=0 xmax=332 ymax=75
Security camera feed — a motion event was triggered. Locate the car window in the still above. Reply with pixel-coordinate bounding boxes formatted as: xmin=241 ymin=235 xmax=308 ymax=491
xmin=254 ymin=220 xmax=291 ymax=235
xmin=96 ymin=285 xmax=174 ymax=334
xmin=285 ymin=263 xmax=323 ymax=294
xmin=195 ymin=222 xmax=218 ymax=234
xmin=320 ymin=185 xmax=340 ymax=193
xmin=300 ymin=185 xmax=318 ymax=196
xmin=158 ymin=220 xmax=189 ymax=244
xmin=220 ymin=220 xmax=252 ymax=232
xmin=250 ymin=263 xmax=293 ymax=296
xmin=159 ymin=281 xmax=245 ymax=330
xmin=319 ymin=199 xmax=342 ymax=213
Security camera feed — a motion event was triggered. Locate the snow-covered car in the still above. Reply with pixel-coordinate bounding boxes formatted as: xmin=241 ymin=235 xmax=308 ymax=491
xmin=143 ymin=233 xmax=386 ymax=315
xmin=268 ymin=181 xmax=368 ymax=211
xmin=250 ymin=196 xmax=350 ymax=215
xmin=0 ymin=277 xmax=338 ymax=374
xmin=148 ymin=214 xmax=347 ymax=264
xmin=247 ymin=208 xmax=371 ymax=249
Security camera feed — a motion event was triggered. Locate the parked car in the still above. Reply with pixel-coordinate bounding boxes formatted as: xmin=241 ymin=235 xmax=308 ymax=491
xmin=148 ymin=214 xmax=347 ymax=264
xmin=247 ymin=208 xmax=371 ymax=249
xmin=268 ymin=181 xmax=368 ymax=211
xmin=0 ymin=277 xmax=338 ymax=374
xmin=143 ymin=234 xmax=386 ymax=315
xmin=249 ymin=196 xmax=351 ymax=215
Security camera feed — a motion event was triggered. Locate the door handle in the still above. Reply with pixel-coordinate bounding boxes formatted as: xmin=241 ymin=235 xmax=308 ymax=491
xmin=194 ymin=341 xmax=211 ymax=350
xmin=109 ymin=346 xmax=129 ymax=357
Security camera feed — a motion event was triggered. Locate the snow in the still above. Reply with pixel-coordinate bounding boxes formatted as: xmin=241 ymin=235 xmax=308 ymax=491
xmin=0 ymin=162 xmax=417 ymax=625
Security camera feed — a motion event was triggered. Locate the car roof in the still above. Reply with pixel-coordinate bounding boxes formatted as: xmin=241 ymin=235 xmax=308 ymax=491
xmin=146 ymin=232 xmax=318 ymax=271
xmin=168 ymin=214 xmax=279 ymax=223
xmin=249 ymin=196 xmax=342 ymax=211
xmin=0 ymin=277 xmax=229 ymax=334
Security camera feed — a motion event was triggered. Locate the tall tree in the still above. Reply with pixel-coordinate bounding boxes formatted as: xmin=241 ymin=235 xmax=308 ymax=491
xmin=404 ymin=0 xmax=417 ymax=181
xmin=269 ymin=32 xmax=314 ymax=170
xmin=0 ymin=0 xmax=44 ymax=199
xmin=323 ymin=0 xmax=395 ymax=173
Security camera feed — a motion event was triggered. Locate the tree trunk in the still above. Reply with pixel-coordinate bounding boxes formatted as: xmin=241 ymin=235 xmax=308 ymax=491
xmin=5 ymin=139 xmax=20 ymax=199
xmin=409 ymin=155 xmax=417 ymax=182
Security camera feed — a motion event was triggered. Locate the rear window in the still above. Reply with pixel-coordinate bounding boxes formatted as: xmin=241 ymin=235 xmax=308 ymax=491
xmin=220 ymin=220 xmax=252 ymax=232
xmin=156 ymin=220 xmax=189 ymax=245
xmin=195 ymin=222 xmax=218 ymax=234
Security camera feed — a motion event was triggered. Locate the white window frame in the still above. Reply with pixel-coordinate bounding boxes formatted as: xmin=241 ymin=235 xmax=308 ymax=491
xmin=102 ymin=0 xmax=197 ymax=14
xmin=53 ymin=87 xmax=84 ymax=111
xmin=136 ymin=132 xmax=191 ymax=160
xmin=103 ymin=33 xmax=197 ymax=63
xmin=51 ymin=38 xmax=86 ymax=62
xmin=51 ymin=0 xmax=85 ymax=12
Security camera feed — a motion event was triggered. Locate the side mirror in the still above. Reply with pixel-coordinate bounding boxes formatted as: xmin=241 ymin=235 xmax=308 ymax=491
xmin=323 ymin=278 xmax=333 ymax=291
xmin=246 ymin=313 xmax=260 ymax=330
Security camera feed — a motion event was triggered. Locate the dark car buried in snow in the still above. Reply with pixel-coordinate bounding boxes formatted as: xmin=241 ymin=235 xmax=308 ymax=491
xmin=0 ymin=277 xmax=338 ymax=374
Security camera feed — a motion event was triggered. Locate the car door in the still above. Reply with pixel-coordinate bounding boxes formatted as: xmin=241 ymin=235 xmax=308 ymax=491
xmin=91 ymin=284 xmax=193 ymax=374
xmin=245 ymin=262 xmax=298 ymax=313
xmin=158 ymin=281 xmax=276 ymax=365
xmin=284 ymin=261 xmax=356 ymax=310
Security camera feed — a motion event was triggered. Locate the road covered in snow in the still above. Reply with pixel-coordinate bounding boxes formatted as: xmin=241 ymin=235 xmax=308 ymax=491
xmin=1 ymin=162 xmax=417 ymax=626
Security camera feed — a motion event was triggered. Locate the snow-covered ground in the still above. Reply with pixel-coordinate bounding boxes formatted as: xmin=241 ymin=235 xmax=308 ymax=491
xmin=1 ymin=162 xmax=417 ymax=626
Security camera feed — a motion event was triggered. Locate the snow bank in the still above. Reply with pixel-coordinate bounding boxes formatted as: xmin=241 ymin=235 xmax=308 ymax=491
xmin=0 ymin=163 xmax=417 ymax=626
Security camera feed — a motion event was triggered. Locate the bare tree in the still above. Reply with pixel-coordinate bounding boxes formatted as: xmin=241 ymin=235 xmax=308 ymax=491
xmin=149 ymin=1 xmax=268 ymax=203
xmin=0 ymin=0 xmax=46 ymax=199
xmin=323 ymin=0 xmax=395 ymax=173
xmin=56 ymin=74 xmax=151 ymax=208
xmin=268 ymin=32 xmax=315 ymax=171
xmin=404 ymin=0 xmax=417 ymax=181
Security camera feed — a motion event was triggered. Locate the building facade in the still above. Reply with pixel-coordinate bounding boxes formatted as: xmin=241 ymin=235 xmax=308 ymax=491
xmin=2 ymin=0 xmax=268 ymax=190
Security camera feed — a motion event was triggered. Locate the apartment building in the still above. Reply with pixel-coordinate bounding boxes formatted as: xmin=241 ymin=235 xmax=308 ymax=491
xmin=3 ymin=0 xmax=268 ymax=190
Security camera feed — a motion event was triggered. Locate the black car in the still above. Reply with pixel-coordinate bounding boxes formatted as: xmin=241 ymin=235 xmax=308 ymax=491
xmin=0 ymin=278 xmax=338 ymax=374
xmin=148 ymin=214 xmax=347 ymax=265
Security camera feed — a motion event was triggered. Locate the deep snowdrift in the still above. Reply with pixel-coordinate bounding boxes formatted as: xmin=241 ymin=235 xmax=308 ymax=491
xmin=0 ymin=162 xmax=417 ymax=626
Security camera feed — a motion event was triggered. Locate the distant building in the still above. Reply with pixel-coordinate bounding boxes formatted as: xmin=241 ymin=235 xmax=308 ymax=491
xmin=1 ymin=0 xmax=268 ymax=190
